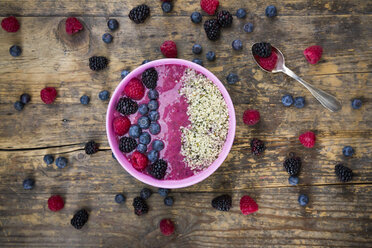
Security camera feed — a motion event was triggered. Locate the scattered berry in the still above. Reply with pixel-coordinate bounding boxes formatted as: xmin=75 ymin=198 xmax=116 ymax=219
xmin=89 ymin=56 xmax=108 ymax=71
xmin=149 ymin=122 xmax=161 ymax=135
xmin=303 ymin=45 xmax=323 ymax=64
xmin=158 ymin=188 xmax=170 ymax=197
xmin=204 ymin=19 xmax=221 ymax=41
xmin=152 ymin=140 xmax=165 ymax=151
xmin=115 ymin=193 xmax=126 ymax=203
xmin=129 ymin=4 xmax=150 ymax=24
xmin=129 ymin=124 xmax=142 ymax=138
xmin=236 ymin=8 xmax=247 ymax=19
xmin=192 ymin=44 xmax=202 ymax=54
xmin=1 ymin=16 xmax=20 ymax=32
xmin=252 ymin=42 xmax=272 ymax=58
xmin=131 ymin=151 xmax=149 ymax=171
xmin=283 ymin=153 xmax=301 ymax=176
xmin=85 ymin=141 xmax=99 ymax=155
xmin=342 ymin=146 xmax=354 ymax=157
xmin=48 ymin=195 xmax=64 ymax=212
xmin=40 ymin=87 xmax=57 ymax=104
xmin=71 ymin=209 xmax=89 ymax=229
xmin=43 ymin=154 xmax=54 ymax=165
xmin=102 ymin=33 xmax=113 ymax=43
xmin=139 ymin=132 xmax=151 ymax=145
xmin=192 ymin=58 xmax=203 ymax=66
xmin=294 ymin=97 xmax=305 ymax=108
xmin=119 ymin=136 xmax=137 ymax=153
xmin=9 ymin=45 xmax=22 ymax=57
xmin=65 ymin=17 xmax=83 ymax=35
xmin=251 ymin=138 xmax=266 ymax=156
xmin=148 ymin=159 xmax=168 ymax=179
xmin=116 ymin=97 xmax=138 ymax=115
xmin=80 ymin=95 xmax=90 ymax=105
xmin=206 ymin=51 xmax=216 ymax=61
xmin=162 ymin=2 xmax=173 ymax=13
xmin=137 ymin=144 xmax=147 ymax=153
xmin=20 ymin=93 xmax=31 ymax=104
xmin=98 ymin=90 xmax=109 ymax=101
xmin=281 ymin=94 xmax=294 ymax=107
xmin=148 ymin=100 xmax=159 ymax=110
xmin=164 ymin=196 xmax=174 ymax=206
xmin=299 ymin=131 xmax=316 ymax=148
xmin=148 ymin=111 xmax=160 ymax=122
xmin=142 ymin=68 xmax=158 ymax=89
xmin=124 ymin=78 xmax=145 ymax=100
xmin=226 ymin=73 xmax=239 ymax=84
xmin=133 ymin=197 xmax=149 ymax=216
xmin=240 ymin=195 xmax=258 ymax=215
xmin=243 ymin=109 xmax=260 ymax=125
xmin=212 ymin=194 xmax=232 ymax=211
xmin=55 ymin=157 xmax=68 ymax=169
xmin=14 ymin=101 xmax=24 ymax=111
xmin=191 ymin=12 xmax=202 ymax=23
xmin=160 ymin=40 xmax=177 ymax=58
xmin=265 ymin=5 xmax=277 ymax=18
xmin=200 ymin=0 xmax=219 ymax=15
xmin=138 ymin=104 xmax=149 ymax=115
xmin=148 ymin=89 xmax=159 ymax=100
xmin=298 ymin=194 xmax=309 ymax=206
xmin=243 ymin=22 xmax=254 ymax=33
xmin=256 ymin=52 xmax=278 ymax=71
xmin=113 ymin=116 xmax=131 ymax=136
xmin=232 ymin=39 xmax=243 ymax=50
xmin=112 ymin=152 xmax=116 ymax=160
xmin=351 ymin=98 xmax=362 ymax=109
xmin=147 ymin=150 xmax=159 ymax=163
xmin=121 ymin=70 xmax=130 ymax=79
xmin=23 ymin=178 xmax=35 ymax=190
xmin=142 ymin=59 xmax=151 ymax=64
xmin=140 ymin=188 xmax=152 ymax=200
xmin=335 ymin=164 xmax=353 ymax=182
xmin=160 ymin=219 xmax=175 ymax=236
xmin=288 ymin=176 xmax=299 ymax=186
xmin=217 ymin=10 xmax=233 ymax=27
xmin=138 ymin=116 xmax=150 ymax=129
xmin=107 ymin=19 xmax=119 ymax=31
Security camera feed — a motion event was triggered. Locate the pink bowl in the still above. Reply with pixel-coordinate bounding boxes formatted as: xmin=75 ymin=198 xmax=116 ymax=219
xmin=106 ymin=59 xmax=236 ymax=188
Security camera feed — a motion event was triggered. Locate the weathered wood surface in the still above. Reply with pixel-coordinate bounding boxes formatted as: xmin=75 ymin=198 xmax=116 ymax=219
xmin=0 ymin=0 xmax=371 ymax=247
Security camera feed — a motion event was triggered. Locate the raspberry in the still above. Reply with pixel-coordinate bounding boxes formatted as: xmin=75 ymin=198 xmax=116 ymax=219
xmin=71 ymin=209 xmax=89 ymax=229
xmin=148 ymin=159 xmax=168 ymax=179
xmin=133 ymin=197 xmax=148 ymax=216
xmin=40 ymin=87 xmax=57 ymax=104
xmin=65 ymin=17 xmax=83 ymax=35
xmin=84 ymin=140 xmax=99 ymax=155
xmin=335 ymin=164 xmax=353 ymax=182
xmin=252 ymin=42 xmax=272 ymax=58
xmin=119 ymin=137 xmax=137 ymax=153
xmin=129 ymin=4 xmax=150 ymax=24
xmin=250 ymin=138 xmax=265 ymax=156
xmin=113 ymin=116 xmax=131 ymax=136
xmin=212 ymin=194 xmax=232 ymax=211
xmin=131 ymin=151 xmax=148 ymax=171
xmin=217 ymin=10 xmax=233 ymax=27
xmin=256 ymin=52 xmax=278 ymax=71
xmin=48 ymin=195 xmax=64 ymax=212
xmin=142 ymin=68 xmax=158 ymax=89
xmin=159 ymin=219 xmax=175 ymax=236
xmin=116 ymin=97 xmax=138 ymax=115
xmin=124 ymin=78 xmax=145 ymax=100
xmin=1 ymin=16 xmax=20 ymax=32
xmin=240 ymin=195 xmax=258 ymax=215
xmin=204 ymin=19 xmax=220 ymax=41
xmin=200 ymin=0 xmax=219 ymax=15
xmin=303 ymin=45 xmax=323 ymax=64
xmin=299 ymin=131 xmax=316 ymax=148
xmin=243 ymin=109 xmax=260 ymax=126
xmin=160 ymin=40 xmax=177 ymax=58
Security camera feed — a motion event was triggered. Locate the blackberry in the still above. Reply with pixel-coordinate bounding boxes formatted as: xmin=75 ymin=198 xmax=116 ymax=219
xmin=252 ymin=42 xmax=272 ymax=58
xmin=116 ymin=97 xmax=138 ymax=115
xmin=128 ymin=4 xmax=150 ymax=24
xmin=204 ymin=19 xmax=221 ymax=41
xmin=71 ymin=209 xmax=89 ymax=229
xmin=140 ymin=188 xmax=152 ymax=200
xmin=250 ymin=138 xmax=265 ymax=156
xmin=133 ymin=197 xmax=149 ymax=216
xmin=119 ymin=137 xmax=137 ymax=153
xmin=335 ymin=164 xmax=353 ymax=182
xmin=283 ymin=153 xmax=301 ymax=176
xmin=148 ymin=159 xmax=167 ymax=179
xmin=217 ymin=10 xmax=233 ymax=27
xmin=89 ymin=56 xmax=108 ymax=71
xmin=85 ymin=141 xmax=99 ymax=155
xmin=141 ymin=68 xmax=158 ymax=89
xmin=211 ymin=194 xmax=232 ymax=211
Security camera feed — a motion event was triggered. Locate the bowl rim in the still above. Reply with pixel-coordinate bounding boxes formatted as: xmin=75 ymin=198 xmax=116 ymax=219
xmin=106 ymin=58 xmax=236 ymax=188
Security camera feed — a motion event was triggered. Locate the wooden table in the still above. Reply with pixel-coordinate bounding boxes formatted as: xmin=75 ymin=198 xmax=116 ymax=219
xmin=0 ymin=1 xmax=371 ymax=247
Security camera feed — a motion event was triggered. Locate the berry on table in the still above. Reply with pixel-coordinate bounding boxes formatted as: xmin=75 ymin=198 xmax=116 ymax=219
xmin=23 ymin=178 xmax=35 ymax=190
xmin=133 ymin=197 xmax=149 ymax=216
xmin=152 ymin=140 xmax=164 ymax=151
xmin=138 ymin=116 xmax=150 ymax=129
xmin=158 ymin=188 xmax=170 ymax=197
xmin=204 ymin=19 xmax=220 ymax=41
xmin=351 ymin=98 xmax=362 ymax=109
xmin=243 ymin=109 xmax=260 ymax=126
xmin=115 ymin=193 xmax=126 ymax=203
xmin=191 ymin=12 xmax=202 ymax=23
xmin=140 ymin=188 xmax=152 ymax=200
xmin=159 ymin=219 xmax=175 ymax=236
xmin=160 ymin=40 xmax=177 ymax=58
xmin=294 ymin=97 xmax=305 ymax=108
xmin=217 ymin=10 xmax=233 ymax=27
xmin=288 ymin=176 xmax=299 ymax=186
xmin=148 ymin=100 xmax=159 ymax=110
xmin=107 ymin=19 xmax=119 ymax=30
xmin=283 ymin=153 xmax=301 ymax=176
xmin=206 ymin=51 xmax=216 ymax=61
xmin=65 ymin=17 xmax=83 ymax=35
xmin=232 ymin=39 xmax=243 ymax=50
xmin=342 ymin=146 xmax=354 ymax=157
xmin=129 ymin=124 xmax=142 ymax=138
xmin=298 ymin=194 xmax=309 ymax=206
xmin=226 ymin=73 xmax=239 ymax=85
xmin=265 ymin=5 xmax=277 ymax=17
xmin=124 ymin=78 xmax=145 ymax=100
xmin=139 ymin=132 xmax=151 ymax=145
xmin=14 ymin=101 xmax=24 ymax=111
xmin=192 ymin=44 xmax=202 ymax=54
xmin=244 ymin=22 xmax=254 ymax=33
xmin=89 ymin=56 xmax=108 ymax=71
xmin=55 ymin=157 xmax=68 ymax=169
xmin=240 ymin=195 xmax=258 ymax=215
xmin=85 ymin=141 xmax=99 ymax=155
xmin=43 ymin=154 xmax=54 ymax=165
xmin=252 ymin=42 xmax=272 ymax=58
xmin=147 ymin=150 xmax=159 ymax=163
xmin=121 ymin=70 xmax=130 ymax=79
xmin=281 ymin=94 xmax=294 ymax=107
xmin=71 ymin=209 xmax=89 ymax=229
xmin=192 ymin=58 xmax=203 ymax=66
xmin=98 ymin=90 xmax=109 ymax=101
xmin=48 ymin=195 xmax=64 ymax=212
xmin=131 ymin=151 xmax=149 ymax=171
xmin=164 ymin=196 xmax=174 ymax=206
xmin=200 ymin=0 xmax=219 ymax=15
xmin=251 ymin=138 xmax=265 ymax=156
xmin=137 ymin=144 xmax=147 ymax=153
xmin=142 ymin=59 xmax=151 ymax=64
xmin=212 ymin=194 xmax=232 ymax=211
xmin=102 ymin=33 xmax=113 ymax=43
xmin=119 ymin=136 xmax=137 ymax=153
xmin=116 ymin=97 xmax=138 ymax=115
xmin=1 ymin=16 xmax=20 ymax=32
xmin=148 ymin=159 xmax=168 ymax=179
xmin=149 ymin=122 xmax=161 ymax=135
xmin=113 ymin=116 xmax=131 ymax=136
xmin=40 ymin=87 xmax=57 ymax=104
xmin=20 ymin=93 xmax=31 ymax=104
xmin=142 ymin=68 xmax=158 ymax=89
xmin=148 ymin=89 xmax=159 ymax=100
xmin=299 ymin=131 xmax=316 ymax=148
xmin=80 ymin=95 xmax=90 ymax=105
xmin=138 ymin=104 xmax=149 ymax=115
xmin=161 ymin=2 xmax=173 ymax=13
xmin=148 ymin=110 xmax=160 ymax=122
xmin=303 ymin=45 xmax=323 ymax=64
xmin=236 ymin=8 xmax=247 ymax=19
xmin=335 ymin=164 xmax=353 ymax=182
xmin=129 ymin=4 xmax=150 ymax=24
xmin=9 ymin=45 xmax=22 ymax=57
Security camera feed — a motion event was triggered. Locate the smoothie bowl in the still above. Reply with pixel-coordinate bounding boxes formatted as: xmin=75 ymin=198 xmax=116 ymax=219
xmin=106 ymin=59 xmax=235 ymax=188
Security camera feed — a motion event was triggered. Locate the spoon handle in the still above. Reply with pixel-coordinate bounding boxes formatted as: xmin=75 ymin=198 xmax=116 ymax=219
xmin=281 ymin=66 xmax=342 ymax=112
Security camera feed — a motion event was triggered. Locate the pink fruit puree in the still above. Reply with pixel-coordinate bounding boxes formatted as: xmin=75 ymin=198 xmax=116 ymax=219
xmin=113 ymin=64 xmax=198 ymax=180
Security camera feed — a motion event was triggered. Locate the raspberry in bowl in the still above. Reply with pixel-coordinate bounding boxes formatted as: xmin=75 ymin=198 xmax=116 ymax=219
xmin=106 ymin=59 xmax=236 ymax=188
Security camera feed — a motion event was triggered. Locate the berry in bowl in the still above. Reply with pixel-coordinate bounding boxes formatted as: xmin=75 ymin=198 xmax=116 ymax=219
xmin=106 ymin=59 xmax=235 ymax=188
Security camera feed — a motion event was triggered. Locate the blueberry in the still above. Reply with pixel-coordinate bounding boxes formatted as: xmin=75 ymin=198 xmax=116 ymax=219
xmin=98 ymin=90 xmax=109 ymax=101
xmin=288 ymin=176 xmax=299 ymax=186
xmin=148 ymin=100 xmax=159 ymax=110
xmin=55 ymin=157 xmax=68 ymax=169
xmin=139 ymin=132 xmax=151 ymax=145
xmin=342 ymin=146 xmax=354 ymax=157
xmin=137 ymin=144 xmax=147 ymax=153
xmin=236 ymin=8 xmax=247 ymax=19
xmin=149 ymin=122 xmax=161 ymax=135
xmin=206 ymin=51 xmax=216 ymax=61
xmin=152 ymin=140 xmax=164 ymax=151
xmin=43 ymin=154 xmax=54 ymax=165
xmin=9 ymin=45 xmax=22 ymax=57
xmin=102 ymin=33 xmax=113 ymax=44
xmin=294 ymin=97 xmax=305 ymax=108
xmin=162 ymin=2 xmax=173 ymax=13
xmin=281 ymin=94 xmax=294 ymax=107
xmin=298 ymin=194 xmax=309 ymax=206
xmin=244 ymin=22 xmax=254 ymax=33
xmin=265 ymin=5 xmax=277 ymax=17
xmin=121 ymin=70 xmax=130 ymax=79
xmin=115 ymin=193 xmax=126 ymax=204
xmin=112 ymin=152 xmax=116 ymax=160
xmin=192 ymin=44 xmax=202 ymax=54
xmin=80 ymin=95 xmax=90 ymax=105
xmin=232 ymin=39 xmax=243 ymax=50
xmin=192 ymin=58 xmax=203 ymax=66
xmin=148 ymin=110 xmax=160 ymax=122
xmin=142 ymin=60 xmax=151 ymax=65
xmin=140 ymin=188 xmax=152 ymax=200
xmin=14 ymin=101 xmax=24 ymax=111
xmin=129 ymin=125 xmax=142 ymax=138
xmin=23 ymin=178 xmax=35 ymax=190
xmin=351 ymin=98 xmax=362 ymax=109
xmin=148 ymin=89 xmax=159 ymax=100
xmin=20 ymin=93 xmax=31 ymax=104
xmin=158 ymin=188 xmax=170 ymax=197
xmin=226 ymin=73 xmax=239 ymax=84
xmin=164 ymin=196 xmax=174 ymax=206
xmin=138 ymin=116 xmax=150 ymax=129
xmin=191 ymin=12 xmax=202 ymax=23
xmin=147 ymin=150 xmax=159 ymax=162
xmin=138 ymin=104 xmax=149 ymax=115
xmin=107 ymin=19 xmax=119 ymax=31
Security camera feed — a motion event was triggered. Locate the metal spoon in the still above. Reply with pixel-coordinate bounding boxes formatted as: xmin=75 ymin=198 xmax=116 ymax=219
xmin=252 ymin=45 xmax=342 ymax=112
